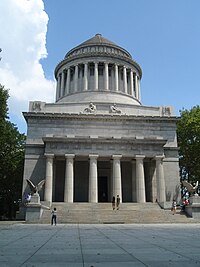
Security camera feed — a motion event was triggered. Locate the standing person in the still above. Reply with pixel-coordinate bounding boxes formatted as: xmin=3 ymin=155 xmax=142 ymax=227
xmin=116 ymin=195 xmax=120 ymax=210
xmin=112 ymin=196 xmax=115 ymax=210
xmin=171 ymin=199 xmax=177 ymax=215
xmin=51 ymin=207 xmax=57 ymax=225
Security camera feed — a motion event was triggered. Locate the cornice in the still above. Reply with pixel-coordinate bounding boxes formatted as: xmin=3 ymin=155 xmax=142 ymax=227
xmin=23 ymin=111 xmax=179 ymax=123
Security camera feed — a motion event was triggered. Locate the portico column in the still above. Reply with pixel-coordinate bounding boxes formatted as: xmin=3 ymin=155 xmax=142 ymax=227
xmin=155 ymin=155 xmax=166 ymax=203
xmin=84 ymin=63 xmax=88 ymax=91
xmin=135 ymin=155 xmax=146 ymax=203
xmin=44 ymin=154 xmax=54 ymax=202
xmin=115 ymin=64 xmax=119 ymax=91
xmin=64 ymin=154 xmax=75 ymax=203
xmin=123 ymin=66 xmax=127 ymax=94
xmin=74 ymin=65 xmax=78 ymax=92
xmin=104 ymin=62 xmax=109 ymax=90
xmin=130 ymin=70 xmax=134 ymax=96
xmin=66 ymin=68 xmax=70 ymax=94
xmin=89 ymin=154 xmax=98 ymax=203
xmin=112 ymin=155 xmax=122 ymax=201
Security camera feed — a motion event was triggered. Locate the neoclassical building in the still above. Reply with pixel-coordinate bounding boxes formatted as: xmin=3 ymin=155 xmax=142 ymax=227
xmin=22 ymin=34 xmax=180 ymax=208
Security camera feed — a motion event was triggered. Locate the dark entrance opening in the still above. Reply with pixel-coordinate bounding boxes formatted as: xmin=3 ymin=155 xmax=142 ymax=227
xmin=54 ymin=160 xmax=65 ymax=202
xmin=98 ymin=176 xmax=108 ymax=202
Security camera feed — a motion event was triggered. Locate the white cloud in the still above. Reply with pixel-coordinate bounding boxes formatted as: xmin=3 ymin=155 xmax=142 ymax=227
xmin=0 ymin=0 xmax=55 ymax=132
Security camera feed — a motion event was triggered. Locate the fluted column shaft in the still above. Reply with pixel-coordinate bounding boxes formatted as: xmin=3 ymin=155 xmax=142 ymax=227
xmin=155 ymin=156 xmax=166 ymax=203
xmin=89 ymin=154 xmax=98 ymax=203
xmin=123 ymin=66 xmax=127 ymax=94
xmin=112 ymin=155 xmax=122 ymax=201
xmin=94 ymin=63 xmax=98 ymax=90
xmin=104 ymin=62 xmax=109 ymax=90
xmin=115 ymin=64 xmax=119 ymax=91
xmin=74 ymin=65 xmax=78 ymax=92
xmin=84 ymin=63 xmax=88 ymax=91
xmin=44 ymin=154 xmax=54 ymax=202
xmin=64 ymin=154 xmax=75 ymax=203
xmin=135 ymin=155 xmax=146 ymax=203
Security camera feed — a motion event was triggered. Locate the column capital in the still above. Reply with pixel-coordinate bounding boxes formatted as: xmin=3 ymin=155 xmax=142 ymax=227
xmin=65 ymin=154 xmax=75 ymax=159
xmin=112 ymin=155 xmax=122 ymax=160
xmin=89 ymin=154 xmax=99 ymax=159
xmin=155 ymin=155 xmax=165 ymax=161
xmin=135 ymin=155 xmax=145 ymax=160
xmin=44 ymin=153 xmax=54 ymax=158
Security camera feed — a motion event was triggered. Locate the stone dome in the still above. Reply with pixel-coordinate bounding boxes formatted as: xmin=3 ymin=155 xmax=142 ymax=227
xmin=55 ymin=34 xmax=142 ymax=106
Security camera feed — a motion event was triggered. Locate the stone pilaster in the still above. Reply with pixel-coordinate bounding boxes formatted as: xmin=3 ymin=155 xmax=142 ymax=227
xmin=89 ymin=154 xmax=98 ymax=203
xmin=64 ymin=154 xmax=75 ymax=203
xmin=135 ymin=155 xmax=146 ymax=203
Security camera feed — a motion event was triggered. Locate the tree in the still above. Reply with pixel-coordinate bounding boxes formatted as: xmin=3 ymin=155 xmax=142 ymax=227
xmin=177 ymin=105 xmax=200 ymax=182
xmin=0 ymin=84 xmax=26 ymax=219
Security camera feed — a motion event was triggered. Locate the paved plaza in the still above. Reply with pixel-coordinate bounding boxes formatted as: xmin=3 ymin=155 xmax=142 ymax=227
xmin=0 ymin=223 xmax=200 ymax=267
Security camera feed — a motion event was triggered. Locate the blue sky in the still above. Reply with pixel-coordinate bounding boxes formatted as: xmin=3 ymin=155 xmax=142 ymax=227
xmin=0 ymin=0 xmax=200 ymax=133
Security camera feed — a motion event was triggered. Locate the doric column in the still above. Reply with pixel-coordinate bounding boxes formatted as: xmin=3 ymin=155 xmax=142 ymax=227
xmin=94 ymin=62 xmax=98 ymax=90
xmin=66 ymin=68 xmax=70 ymax=94
xmin=89 ymin=154 xmax=98 ymax=203
xmin=64 ymin=154 xmax=75 ymax=203
xmin=84 ymin=63 xmax=88 ymax=91
xmin=74 ymin=65 xmax=78 ymax=92
xmin=104 ymin=62 xmax=109 ymax=90
xmin=130 ymin=70 xmax=134 ymax=96
xmin=112 ymin=155 xmax=122 ymax=201
xmin=135 ymin=155 xmax=146 ymax=203
xmin=60 ymin=71 xmax=65 ymax=97
xmin=155 ymin=155 xmax=166 ymax=203
xmin=123 ymin=66 xmax=127 ymax=94
xmin=115 ymin=64 xmax=119 ymax=91
xmin=44 ymin=154 xmax=54 ymax=202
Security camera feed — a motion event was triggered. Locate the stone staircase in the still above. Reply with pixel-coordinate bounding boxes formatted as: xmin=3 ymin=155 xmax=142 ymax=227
xmin=38 ymin=202 xmax=196 ymax=224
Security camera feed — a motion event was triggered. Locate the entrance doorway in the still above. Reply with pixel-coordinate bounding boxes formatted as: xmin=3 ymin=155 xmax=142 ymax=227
xmin=98 ymin=176 xmax=108 ymax=202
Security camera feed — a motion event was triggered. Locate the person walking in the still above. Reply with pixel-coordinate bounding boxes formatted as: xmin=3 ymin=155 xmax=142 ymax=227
xmin=51 ymin=207 xmax=57 ymax=225
xmin=171 ymin=199 xmax=177 ymax=215
xmin=116 ymin=195 xmax=120 ymax=210
xmin=112 ymin=196 xmax=115 ymax=210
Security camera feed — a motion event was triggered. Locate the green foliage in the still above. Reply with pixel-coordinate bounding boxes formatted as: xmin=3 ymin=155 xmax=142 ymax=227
xmin=0 ymin=84 xmax=26 ymax=219
xmin=177 ymin=105 xmax=200 ymax=182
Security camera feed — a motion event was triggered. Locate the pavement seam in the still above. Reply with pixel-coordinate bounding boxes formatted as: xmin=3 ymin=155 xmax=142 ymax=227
xmin=95 ymin=225 xmax=149 ymax=266
xmin=19 ymin=228 xmax=60 ymax=267
xmin=77 ymin=224 xmax=85 ymax=267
